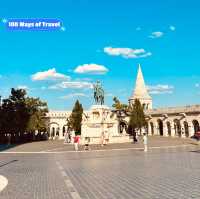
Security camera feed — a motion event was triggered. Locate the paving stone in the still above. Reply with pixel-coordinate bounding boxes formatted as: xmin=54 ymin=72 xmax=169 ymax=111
xmin=0 ymin=140 xmax=200 ymax=198
xmin=0 ymin=136 xmax=198 ymax=152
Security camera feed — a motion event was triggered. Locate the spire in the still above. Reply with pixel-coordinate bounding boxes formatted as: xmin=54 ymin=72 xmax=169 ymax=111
xmin=130 ymin=64 xmax=151 ymax=100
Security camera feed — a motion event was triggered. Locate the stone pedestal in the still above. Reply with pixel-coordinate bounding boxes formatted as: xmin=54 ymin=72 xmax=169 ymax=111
xmin=81 ymin=105 xmax=132 ymax=144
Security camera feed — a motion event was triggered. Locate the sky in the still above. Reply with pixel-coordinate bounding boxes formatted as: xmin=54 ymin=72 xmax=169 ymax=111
xmin=0 ymin=0 xmax=200 ymax=110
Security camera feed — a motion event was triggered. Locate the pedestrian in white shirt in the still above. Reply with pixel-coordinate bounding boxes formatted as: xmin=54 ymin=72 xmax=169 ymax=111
xmin=64 ymin=132 xmax=68 ymax=144
xmin=104 ymin=130 xmax=109 ymax=145
xmin=143 ymin=133 xmax=148 ymax=152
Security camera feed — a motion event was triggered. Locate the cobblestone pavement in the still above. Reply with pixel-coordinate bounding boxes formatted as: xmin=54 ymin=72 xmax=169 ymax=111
xmin=1 ymin=145 xmax=200 ymax=199
xmin=0 ymin=136 xmax=198 ymax=152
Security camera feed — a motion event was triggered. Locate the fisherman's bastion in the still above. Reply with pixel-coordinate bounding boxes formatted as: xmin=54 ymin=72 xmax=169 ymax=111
xmin=46 ymin=64 xmax=200 ymax=143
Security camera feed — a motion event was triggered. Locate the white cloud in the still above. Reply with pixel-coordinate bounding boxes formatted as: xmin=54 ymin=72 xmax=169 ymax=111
xmin=75 ymin=77 xmax=92 ymax=82
xmin=74 ymin=64 xmax=108 ymax=74
xmin=31 ymin=68 xmax=70 ymax=81
xmin=49 ymin=81 xmax=93 ymax=90
xmin=147 ymin=84 xmax=174 ymax=94
xmin=149 ymin=31 xmax=164 ymax=38
xmin=169 ymin=25 xmax=176 ymax=31
xmin=60 ymin=93 xmax=88 ymax=99
xmin=195 ymin=83 xmax=200 ymax=88
xmin=17 ymin=85 xmax=29 ymax=90
xmin=104 ymin=47 xmax=152 ymax=59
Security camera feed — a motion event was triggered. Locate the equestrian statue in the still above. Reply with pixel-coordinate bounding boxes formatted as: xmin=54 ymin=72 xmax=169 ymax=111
xmin=93 ymin=81 xmax=104 ymax=105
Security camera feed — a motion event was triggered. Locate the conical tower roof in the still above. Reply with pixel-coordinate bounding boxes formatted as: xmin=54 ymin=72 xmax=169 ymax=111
xmin=130 ymin=64 xmax=151 ymax=100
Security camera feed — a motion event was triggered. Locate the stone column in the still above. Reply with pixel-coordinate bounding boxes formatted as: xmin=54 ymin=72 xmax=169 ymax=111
xmin=188 ymin=121 xmax=195 ymax=137
xmin=154 ymin=123 xmax=158 ymax=135
xmin=171 ymin=122 xmax=176 ymax=137
xmin=163 ymin=122 xmax=168 ymax=137
xmin=147 ymin=122 xmax=152 ymax=136
xmin=59 ymin=126 xmax=63 ymax=139
xmin=180 ymin=121 xmax=185 ymax=138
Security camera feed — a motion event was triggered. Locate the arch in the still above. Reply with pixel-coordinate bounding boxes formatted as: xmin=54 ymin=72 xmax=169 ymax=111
xmin=142 ymin=103 xmax=146 ymax=109
xmin=145 ymin=123 xmax=149 ymax=135
xmin=48 ymin=122 xmax=60 ymax=127
xmin=157 ymin=119 xmax=163 ymax=136
xmin=192 ymin=120 xmax=200 ymax=133
xmin=150 ymin=122 xmax=154 ymax=135
xmin=119 ymin=121 xmax=128 ymax=134
xmin=47 ymin=127 xmax=50 ymax=137
xmin=62 ymin=124 xmax=68 ymax=136
xmin=51 ymin=127 xmax=55 ymax=137
xmin=56 ymin=127 xmax=59 ymax=136
xmin=174 ymin=119 xmax=181 ymax=137
xmin=166 ymin=121 xmax=171 ymax=136
xmin=49 ymin=122 xmax=59 ymax=138
xmin=62 ymin=126 xmax=66 ymax=137
xmin=183 ymin=121 xmax=189 ymax=137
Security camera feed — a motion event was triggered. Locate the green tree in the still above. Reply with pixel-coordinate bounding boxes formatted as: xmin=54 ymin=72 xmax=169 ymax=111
xmin=128 ymin=99 xmax=147 ymax=135
xmin=25 ymin=97 xmax=48 ymax=133
xmin=1 ymin=88 xmax=29 ymax=135
xmin=112 ymin=97 xmax=128 ymax=110
xmin=0 ymin=88 xmax=48 ymax=143
xmin=68 ymin=100 xmax=83 ymax=134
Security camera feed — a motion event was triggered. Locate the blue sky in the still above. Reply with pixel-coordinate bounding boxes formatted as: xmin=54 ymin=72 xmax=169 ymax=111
xmin=0 ymin=0 xmax=200 ymax=110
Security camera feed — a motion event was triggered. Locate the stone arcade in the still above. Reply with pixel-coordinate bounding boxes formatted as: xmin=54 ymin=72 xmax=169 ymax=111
xmin=46 ymin=64 xmax=200 ymax=142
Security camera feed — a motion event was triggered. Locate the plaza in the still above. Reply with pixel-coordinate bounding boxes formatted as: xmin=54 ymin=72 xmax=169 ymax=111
xmin=0 ymin=138 xmax=200 ymax=199
xmin=1 ymin=0 xmax=200 ymax=198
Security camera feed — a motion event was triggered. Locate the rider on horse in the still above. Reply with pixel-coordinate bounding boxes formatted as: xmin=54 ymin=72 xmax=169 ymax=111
xmin=93 ymin=81 xmax=104 ymax=105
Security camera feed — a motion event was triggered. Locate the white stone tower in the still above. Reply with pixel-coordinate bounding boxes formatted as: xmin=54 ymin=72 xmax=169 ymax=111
xmin=129 ymin=64 xmax=152 ymax=110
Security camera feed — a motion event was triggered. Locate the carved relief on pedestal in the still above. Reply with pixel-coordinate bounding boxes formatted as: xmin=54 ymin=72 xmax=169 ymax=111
xmin=93 ymin=111 xmax=100 ymax=121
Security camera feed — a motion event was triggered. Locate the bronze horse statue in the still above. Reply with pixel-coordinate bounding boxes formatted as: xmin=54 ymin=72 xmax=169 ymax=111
xmin=93 ymin=81 xmax=104 ymax=105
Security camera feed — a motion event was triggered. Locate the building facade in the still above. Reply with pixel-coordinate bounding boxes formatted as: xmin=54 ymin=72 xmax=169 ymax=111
xmin=146 ymin=106 xmax=200 ymax=138
xmin=46 ymin=111 xmax=71 ymax=139
xmin=46 ymin=64 xmax=200 ymax=140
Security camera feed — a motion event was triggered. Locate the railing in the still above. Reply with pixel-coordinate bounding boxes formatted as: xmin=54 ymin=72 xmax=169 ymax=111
xmin=146 ymin=104 xmax=200 ymax=115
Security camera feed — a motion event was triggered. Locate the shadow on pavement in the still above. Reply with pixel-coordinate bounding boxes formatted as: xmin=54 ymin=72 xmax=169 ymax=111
xmin=0 ymin=144 xmax=20 ymax=152
xmin=190 ymin=150 xmax=200 ymax=153
xmin=0 ymin=160 xmax=18 ymax=168
xmin=0 ymin=140 xmax=49 ymax=152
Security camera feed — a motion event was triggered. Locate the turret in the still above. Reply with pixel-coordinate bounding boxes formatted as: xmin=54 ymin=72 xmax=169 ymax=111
xmin=129 ymin=64 xmax=152 ymax=110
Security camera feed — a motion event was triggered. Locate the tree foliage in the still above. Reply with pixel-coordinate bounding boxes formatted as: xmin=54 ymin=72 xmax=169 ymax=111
xmin=128 ymin=99 xmax=147 ymax=133
xmin=112 ymin=97 xmax=128 ymax=110
xmin=0 ymin=88 xmax=48 ymax=143
xmin=25 ymin=97 xmax=48 ymax=132
xmin=67 ymin=100 xmax=83 ymax=134
xmin=1 ymin=88 xmax=29 ymax=134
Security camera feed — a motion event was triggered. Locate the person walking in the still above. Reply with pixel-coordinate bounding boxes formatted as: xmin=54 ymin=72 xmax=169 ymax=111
xmin=133 ymin=130 xmax=138 ymax=143
xmin=101 ymin=131 xmax=104 ymax=147
xmin=74 ymin=134 xmax=80 ymax=151
xmin=143 ymin=133 xmax=148 ymax=152
xmin=84 ymin=137 xmax=90 ymax=150
xmin=68 ymin=130 xmax=71 ymax=143
xmin=104 ymin=130 xmax=109 ymax=145
xmin=64 ymin=131 xmax=68 ymax=144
